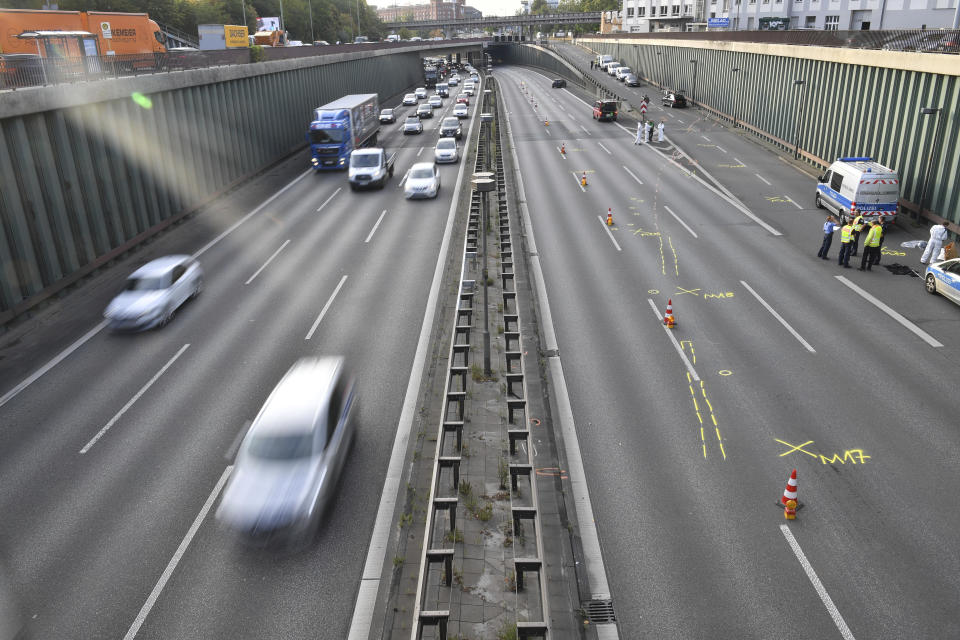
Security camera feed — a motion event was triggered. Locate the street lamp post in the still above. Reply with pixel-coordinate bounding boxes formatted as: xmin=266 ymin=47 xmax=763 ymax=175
xmin=689 ymin=59 xmax=698 ymax=108
xmin=791 ymin=79 xmax=806 ymax=160
xmin=917 ymin=106 xmax=943 ymax=219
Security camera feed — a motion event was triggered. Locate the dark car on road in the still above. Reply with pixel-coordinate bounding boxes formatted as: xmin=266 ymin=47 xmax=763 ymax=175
xmin=592 ymin=99 xmax=618 ymax=122
xmin=662 ymin=90 xmax=687 ymax=108
xmin=551 ymin=78 xmax=566 ymax=88
xmin=439 ymin=116 xmax=462 ymax=139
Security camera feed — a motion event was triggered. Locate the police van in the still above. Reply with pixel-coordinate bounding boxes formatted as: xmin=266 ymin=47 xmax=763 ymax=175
xmin=815 ymin=157 xmax=899 ymax=223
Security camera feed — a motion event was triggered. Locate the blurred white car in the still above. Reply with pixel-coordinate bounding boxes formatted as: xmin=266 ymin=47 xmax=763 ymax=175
xmin=414 ymin=87 xmax=427 ymax=99
xmin=104 ymin=255 xmax=202 ymax=330
xmin=405 ymin=162 xmax=441 ymax=199
xmin=428 ymin=95 xmax=443 ymax=109
xmin=217 ymin=357 xmax=356 ymax=544
xmin=402 ymin=93 xmax=417 ymax=106
xmin=453 ymin=103 xmax=468 ymax=118
xmin=434 ymin=137 xmax=459 ymax=163
xmin=925 ymin=258 xmax=960 ymax=306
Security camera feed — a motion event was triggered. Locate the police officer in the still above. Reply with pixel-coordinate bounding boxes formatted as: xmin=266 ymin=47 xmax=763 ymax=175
xmin=859 ymin=221 xmax=883 ymax=270
xmin=849 ymin=213 xmax=865 ymax=257
xmin=818 ymin=215 xmax=839 ymax=259
xmin=837 ymin=219 xmax=855 ymax=268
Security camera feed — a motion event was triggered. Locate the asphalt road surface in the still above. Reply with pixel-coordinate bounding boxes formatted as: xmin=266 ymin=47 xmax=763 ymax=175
xmin=497 ymin=62 xmax=959 ymax=639
xmin=0 ymin=89 xmax=474 ymax=639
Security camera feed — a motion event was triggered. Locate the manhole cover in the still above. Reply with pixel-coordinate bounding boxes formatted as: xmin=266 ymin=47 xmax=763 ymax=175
xmin=582 ymin=599 xmax=617 ymax=624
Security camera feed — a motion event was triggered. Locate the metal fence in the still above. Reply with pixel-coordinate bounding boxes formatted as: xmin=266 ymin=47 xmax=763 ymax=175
xmin=590 ymin=28 xmax=960 ymax=54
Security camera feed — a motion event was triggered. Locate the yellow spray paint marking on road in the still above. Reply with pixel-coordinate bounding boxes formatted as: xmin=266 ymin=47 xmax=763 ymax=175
xmin=669 ymin=236 xmax=679 ymax=276
xmin=648 ymin=289 xmax=660 ymax=294
xmin=704 ymin=291 xmax=735 ymax=300
xmin=680 ymin=340 xmax=696 ymax=364
xmin=633 ymin=228 xmax=660 ymax=236
xmin=718 ymin=370 xmax=733 ymax=376
xmin=658 ymin=235 xmax=666 ymax=275
xmin=675 ymin=286 xmax=701 ymax=297
xmin=686 ymin=368 xmax=726 ymax=460
xmin=765 ymin=196 xmax=789 ymax=204
xmin=882 ymin=247 xmax=906 ymax=256
xmin=700 ymin=380 xmax=726 ymax=459
xmin=775 ymin=439 xmax=871 ymax=465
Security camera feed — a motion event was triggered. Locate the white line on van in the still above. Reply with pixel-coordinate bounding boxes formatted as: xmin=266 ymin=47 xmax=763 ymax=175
xmin=245 ymin=240 xmax=291 ymax=285
xmin=597 ymin=216 xmax=622 ymax=251
xmin=365 ymin=210 xmax=388 ymax=243
xmin=80 ymin=344 xmax=191 ymax=454
xmin=123 ymin=465 xmax=232 ymax=640
xmin=305 ymin=275 xmax=348 ymax=340
xmin=755 ymin=173 xmax=771 ymax=185
xmin=317 ymin=187 xmax=342 ymax=212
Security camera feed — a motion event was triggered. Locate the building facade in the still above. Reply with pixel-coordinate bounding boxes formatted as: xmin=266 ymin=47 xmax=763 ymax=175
xmin=377 ymin=0 xmax=482 ymax=22
xmin=619 ymin=0 xmax=959 ymax=32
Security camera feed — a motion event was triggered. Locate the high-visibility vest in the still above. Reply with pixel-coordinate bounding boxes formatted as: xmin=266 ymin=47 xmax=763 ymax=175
xmin=840 ymin=225 xmax=853 ymax=243
xmin=865 ymin=225 xmax=882 ymax=247
xmin=852 ymin=215 xmax=864 ymax=232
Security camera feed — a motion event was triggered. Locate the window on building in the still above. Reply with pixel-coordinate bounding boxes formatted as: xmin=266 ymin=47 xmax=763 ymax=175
xmin=762 ymin=0 xmax=769 ymax=4
xmin=825 ymin=15 xmax=839 ymax=29
xmin=672 ymin=4 xmax=681 ymax=15
xmin=660 ymin=5 xmax=668 ymax=15
xmin=638 ymin=6 xmax=646 ymax=15
xmin=712 ymin=0 xmax=717 ymax=4
xmin=749 ymin=0 xmax=756 ymax=4
xmin=627 ymin=7 xmax=635 ymax=16
xmin=805 ymin=15 xmax=816 ymax=27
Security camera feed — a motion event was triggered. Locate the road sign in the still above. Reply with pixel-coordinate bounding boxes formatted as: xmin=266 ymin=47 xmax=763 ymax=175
xmin=639 ymin=103 xmax=647 ymax=114
xmin=707 ymin=17 xmax=730 ymax=28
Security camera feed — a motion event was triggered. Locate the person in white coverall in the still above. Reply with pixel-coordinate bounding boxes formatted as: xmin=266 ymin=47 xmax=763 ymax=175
xmin=657 ymin=122 xmax=665 ymax=142
xmin=635 ymin=122 xmax=643 ymax=145
xmin=921 ymin=223 xmax=948 ymax=264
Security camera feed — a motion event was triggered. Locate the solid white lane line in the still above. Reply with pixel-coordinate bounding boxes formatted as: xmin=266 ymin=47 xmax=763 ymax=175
xmin=755 ymin=173 xmax=772 ymax=186
xmin=780 ymin=526 xmax=857 ymax=640
xmin=123 ymin=466 xmax=232 ymax=640
xmin=194 ymin=169 xmax=311 ymax=259
xmin=785 ymin=195 xmax=803 ymax=210
xmin=716 ymin=146 xmax=728 ymax=153
xmin=544 ymin=127 xmax=552 ymax=137
xmin=622 ymin=166 xmax=643 ymax=185
xmin=316 ymin=187 xmax=342 ymax=212
xmin=733 ymin=157 xmax=746 ymax=166
xmin=597 ymin=216 xmax=622 ymax=251
xmin=647 ymin=299 xmax=699 ymax=381
xmin=663 ymin=205 xmax=698 ymax=239
xmin=364 ymin=210 xmax=388 ymax=243
xmin=597 ymin=142 xmax=612 ymax=155
xmin=701 ymin=135 xmax=711 ymax=142
xmin=244 ymin=239 xmax=290 ymax=285
xmin=417 ymin=146 xmax=424 ymax=157
xmin=676 ymin=118 xmax=684 ymax=123
xmin=580 ymin=124 xmax=590 ymax=134
xmin=0 ymin=320 xmax=107 ymax=409
xmin=305 ymin=275 xmax=348 ymax=340
xmin=739 ymin=281 xmax=816 ymax=353
xmin=835 ymin=276 xmax=943 ymax=348
xmin=80 ymin=344 xmax=191 ymax=454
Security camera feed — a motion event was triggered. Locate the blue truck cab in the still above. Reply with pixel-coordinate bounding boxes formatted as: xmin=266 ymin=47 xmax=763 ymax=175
xmin=308 ymin=94 xmax=380 ymax=171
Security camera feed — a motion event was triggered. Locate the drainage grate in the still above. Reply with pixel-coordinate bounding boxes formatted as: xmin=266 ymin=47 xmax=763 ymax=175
xmin=582 ymin=599 xmax=617 ymax=624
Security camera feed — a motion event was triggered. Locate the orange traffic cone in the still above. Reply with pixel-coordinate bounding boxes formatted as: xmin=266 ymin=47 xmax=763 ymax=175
xmin=581 ymin=171 xmax=587 ymax=187
xmin=560 ymin=142 xmax=566 ymax=155
xmin=781 ymin=469 xmax=798 ymax=505
xmin=606 ymin=208 xmax=613 ymax=226
xmin=545 ymin=119 xmax=549 ymax=126
xmin=784 ymin=499 xmax=797 ymax=520
xmin=663 ymin=299 xmax=676 ymax=328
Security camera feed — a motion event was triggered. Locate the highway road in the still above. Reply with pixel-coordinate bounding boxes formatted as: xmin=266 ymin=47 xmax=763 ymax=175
xmin=496 ymin=61 xmax=960 ymax=639
xmin=0 ymin=87 xmax=475 ymax=639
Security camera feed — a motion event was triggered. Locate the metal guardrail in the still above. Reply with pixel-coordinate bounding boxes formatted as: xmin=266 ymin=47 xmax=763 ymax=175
xmin=410 ymin=77 xmax=549 ymax=640
xmin=590 ymin=28 xmax=960 ymax=54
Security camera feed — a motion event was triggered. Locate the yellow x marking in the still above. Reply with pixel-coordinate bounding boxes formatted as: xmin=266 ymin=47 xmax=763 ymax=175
xmin=775 ymin=439 xmax=818 ymax=458
xmin=675 ymin=287 xmax=701 ymax=296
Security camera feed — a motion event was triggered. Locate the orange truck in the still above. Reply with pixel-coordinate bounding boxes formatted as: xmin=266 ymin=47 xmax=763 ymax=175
xmin=0 ymin=8 xmax=166 ymax=57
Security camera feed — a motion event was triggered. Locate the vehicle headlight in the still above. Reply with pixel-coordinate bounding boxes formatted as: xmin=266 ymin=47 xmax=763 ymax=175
xmin=311 ymin=158 xmax=318 ymax=166
xmin=339 ymin=158 xmax=345 ymax=165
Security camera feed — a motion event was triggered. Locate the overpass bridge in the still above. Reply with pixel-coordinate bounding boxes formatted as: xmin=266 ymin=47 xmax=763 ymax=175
xmin=380 ymin=11 xmax=601 ymax=32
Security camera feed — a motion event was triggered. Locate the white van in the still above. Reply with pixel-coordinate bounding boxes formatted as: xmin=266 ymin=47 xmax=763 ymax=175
xmin=597 ymin=54 xmax=614 ymax=69
xmin=815 ymin=157 xmax=899 ymax=223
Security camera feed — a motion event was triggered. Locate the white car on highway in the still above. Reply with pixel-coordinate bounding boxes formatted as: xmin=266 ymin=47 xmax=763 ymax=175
xmin=434 ymin=137 xmax=459 ymax=164
xmin=404 ymin=162 xmax=441 ymax=199
xmin=103 ymin=255 xmax=202 ymax=330
xmin=453 ymin=103 xmax=468 ymax=118
xmin=402 ymin=93 xmax=417 ymax=106
xmin=414 ymin=87 xmax=427 ymax=99
xmin=925 ymin=258 xmax=960 ymax=306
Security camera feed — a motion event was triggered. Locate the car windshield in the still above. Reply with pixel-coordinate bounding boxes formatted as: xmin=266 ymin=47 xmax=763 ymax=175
xmin=351 ymin=154 xmax=379 ymax=168
xmin=381 ymin=109 xmax=393 ymax=116
xmin=599 ymin=102 xmax=617 ymax=112
xmin=443 ymin=118 xmax=458 ymax=127
xmin=406 ymin=116 xmax=419 ymax=123
xmin=437 ymin=140 xmax=455 ymax=150
xmin=405 ymin=94 xmax=415 ymax=100
xmin=125 ymin=276 xmax=166 ymax=291
xmin=247 ymin=432 xmax=314 ymax=460
xmin=410 ymin=167 xmax=434 ymax=179
xmin=309 ymin=128 xmax=344 ymax=144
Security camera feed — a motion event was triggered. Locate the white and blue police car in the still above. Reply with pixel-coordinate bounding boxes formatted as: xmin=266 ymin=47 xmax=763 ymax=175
xmin=925 ymin=258 xmax=960 ymax=306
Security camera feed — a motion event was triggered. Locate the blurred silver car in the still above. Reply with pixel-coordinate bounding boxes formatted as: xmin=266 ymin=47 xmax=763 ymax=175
xmin=104 ymin=255 xmax=202 ymax=330
xmin=217 ymin=357 xmax=356 ymax=543
xmin=403 ymin=115 xmax=423 ymax=134
xmin=434 ymin=137 xmax=459 ymax=164
xmin=404 ymin=162 xmax=440 ymax=199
